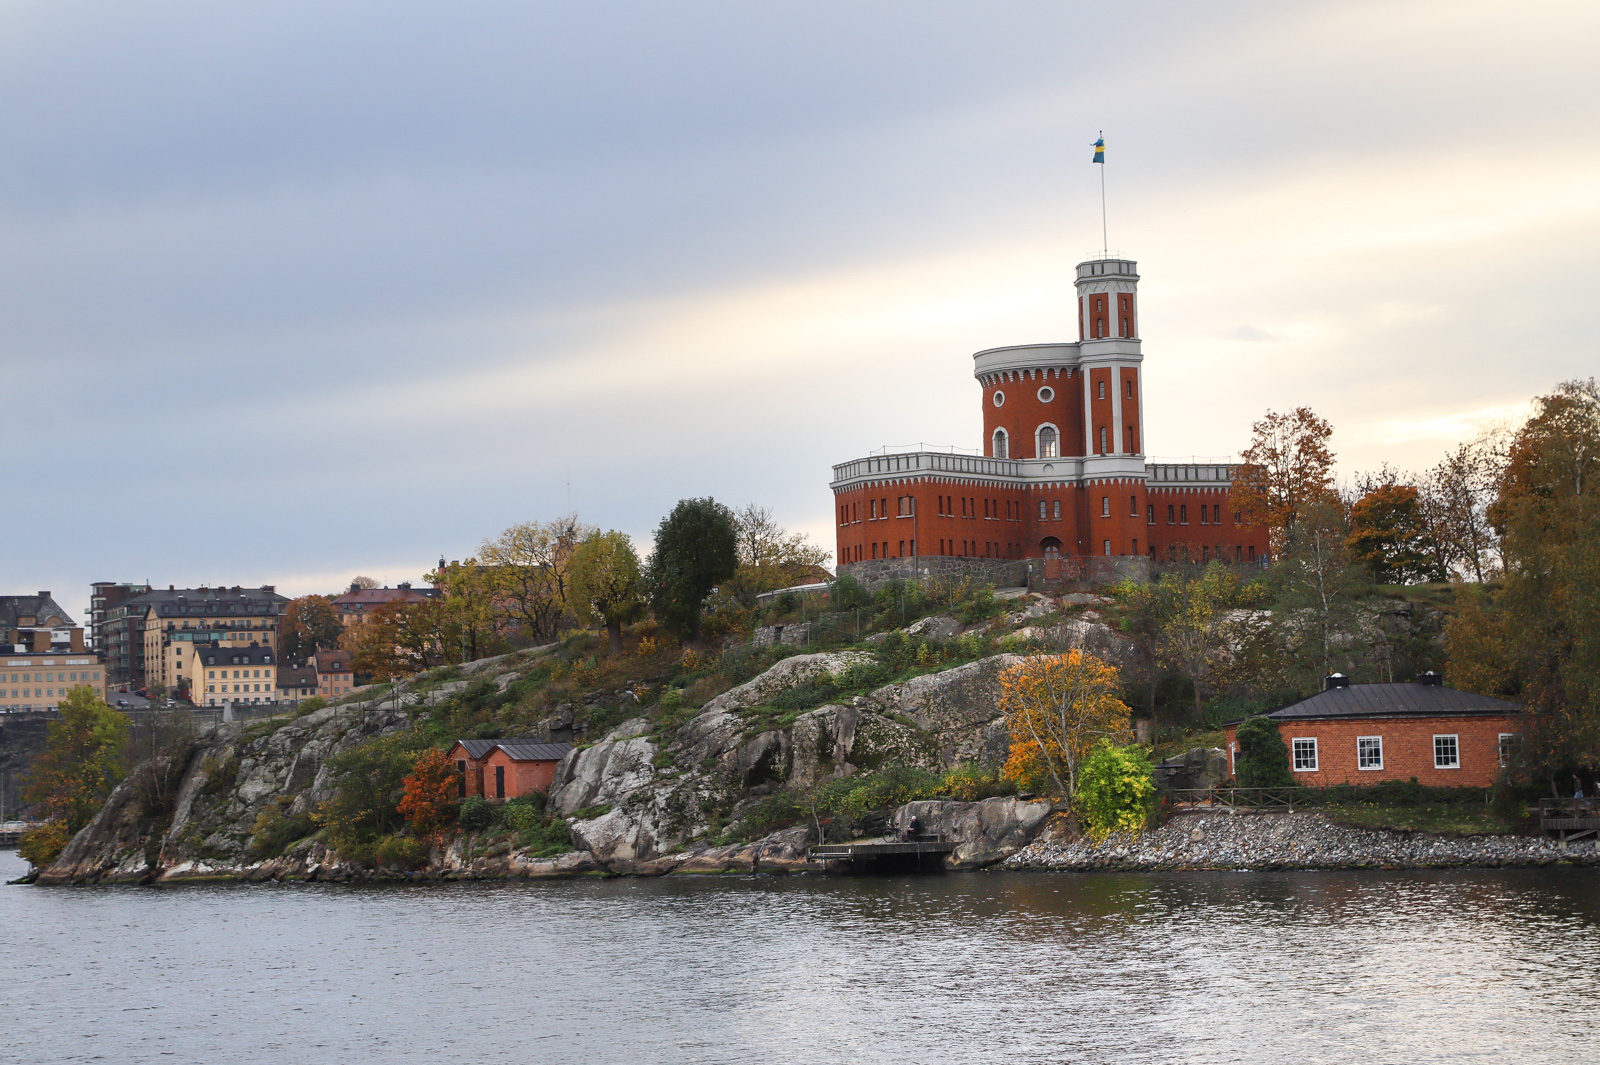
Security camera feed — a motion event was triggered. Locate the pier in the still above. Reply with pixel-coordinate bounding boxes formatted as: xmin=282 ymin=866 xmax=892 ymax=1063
xmin=808 ymin=837 xmax=955 ymax=874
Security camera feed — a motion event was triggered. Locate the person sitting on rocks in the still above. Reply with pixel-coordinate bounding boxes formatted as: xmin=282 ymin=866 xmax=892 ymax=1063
xmin=904 ymin=815 xmax=924 ymax=842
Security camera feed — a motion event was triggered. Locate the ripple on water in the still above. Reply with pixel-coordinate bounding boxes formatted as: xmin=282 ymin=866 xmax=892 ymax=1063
xmin=2 ymin=850 xmax=1598 ymax=1065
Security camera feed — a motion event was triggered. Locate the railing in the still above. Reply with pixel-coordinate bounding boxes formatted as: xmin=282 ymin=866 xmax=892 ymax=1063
xmin=1538 ymin=798 xmax=1600 ymax=841
xmin=1167 ymin=786 xmax=1311 ymax=809
xmin=831 ymin=451 xmax=1023 ymax=483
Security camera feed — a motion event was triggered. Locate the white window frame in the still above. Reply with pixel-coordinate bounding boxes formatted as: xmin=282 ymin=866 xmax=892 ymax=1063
xmin=992 ymin=427 xmax=1008 ymax=459
xmin=1433 ymin=734 xmax=1460 ymax=770
xmin=1035 ymin=422 xmax=1060 ymax=459
xmin=1292 ymin=737 xmax=1319 ymax=772
xmin=1357 ymin=735 xmax=1383 ymax=771
xmin=1498 ymin=732 xmax=1520 ymax=768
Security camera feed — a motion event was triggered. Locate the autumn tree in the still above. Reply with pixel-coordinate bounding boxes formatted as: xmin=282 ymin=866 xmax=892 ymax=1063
xmin=647 ymin=497 xmax=739 ymax=644
xmin=1230 ymin=406 xmax=1337 ymax=555
xmin=1449 ymin=379 xmax=1600 ymax=775
xmin=568 ymin=530 xmax=644 ymax=655
xmin=18 ymin=687 xmax=130 ymax=866
xmin=998 ymin=651 xmax=1132 ymax=807
xmin=281 ymin=594 xmax=344 ymax=660
xmin=477 ymin=516 xmax=596 ymax=643
xmin=397 ymin=747 xmax=460 ymax=847
xmin=721 ymin=504 xmax=831 ymax=605
xmin=1346 ymin=482 xmax=1444 ymax=584
xmin=342 ymin=599 xmax=448 ymax=680
xmin=349 ymin=575 xmax=379 ymax=590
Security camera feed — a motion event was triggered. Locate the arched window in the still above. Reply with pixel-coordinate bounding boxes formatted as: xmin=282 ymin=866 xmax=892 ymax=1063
xmin=1037 ymin=425 xmax=1059 ymax=458
xmin=992 ymin=428 xmax=1009 ymax=459
xmin=1099 ymin=426 xmax=1108 ymax=453
xmin=1040 ymin=536 xmax=1063 ymax=559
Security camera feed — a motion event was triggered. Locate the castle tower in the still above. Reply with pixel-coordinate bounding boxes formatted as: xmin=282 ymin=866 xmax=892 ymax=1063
xmin=1075 ymin=258 xmax=1142 ymax=460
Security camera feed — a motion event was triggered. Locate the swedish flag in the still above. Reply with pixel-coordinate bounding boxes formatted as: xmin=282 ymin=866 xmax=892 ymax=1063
xmin=1092 ymin=136 xmax=1105 ymax=164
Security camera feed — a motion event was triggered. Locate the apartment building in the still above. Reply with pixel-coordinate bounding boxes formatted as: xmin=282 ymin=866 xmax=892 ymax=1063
xmin=137 ymin=585 xmax=288 ymax=695
xmin=1 ymin=593 xmax=107 ymax=711
xmin=196 ymin=643 xmax=278 ymax=708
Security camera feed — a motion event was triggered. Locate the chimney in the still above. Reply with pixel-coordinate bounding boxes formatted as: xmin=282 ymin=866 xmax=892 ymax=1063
xmin=169 ymin=585 xmax=176 ymax=591
xmin=31 ymin=630 xmax=50 ymax=652
xmin=1416 ymin=671 xmax=1443 ymax=687
xmin=37 ymin=590 xmax=50 ymax=598
xmin=1323 ymin=673 xmax=1350 ymax=691
xmin=70 ymin=628 xmax=85 ymax=652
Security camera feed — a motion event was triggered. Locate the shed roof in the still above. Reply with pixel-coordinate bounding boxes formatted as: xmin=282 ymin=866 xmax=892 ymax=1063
xmin=1267 ymin=683 xmax=1521 ymax=721
xmin=492 ymin=742 xmax=574 ymax=762
xmin=452 ymin=738 xmax=504 ymax=760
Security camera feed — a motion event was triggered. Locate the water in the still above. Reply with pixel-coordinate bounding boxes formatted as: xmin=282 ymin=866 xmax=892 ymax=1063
xmin=3 ymin=847 xmax=1598 ymax=1065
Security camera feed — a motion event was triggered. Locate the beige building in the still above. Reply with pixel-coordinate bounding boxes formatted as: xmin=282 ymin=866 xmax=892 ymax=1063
xmin=198 ymin=643 xmax=278 ymax=708
xmin=137 ymin=585 xmax=287 ymax=696
xmin=276 ymin=664 xmax=319 ymax=705
xmin=309 ymin=648 xmax=355 ymax=700
xmin=331 ymin=583 xmax=438 ymax=629
xmin=2 ymin=593 xmax=107 ymax=710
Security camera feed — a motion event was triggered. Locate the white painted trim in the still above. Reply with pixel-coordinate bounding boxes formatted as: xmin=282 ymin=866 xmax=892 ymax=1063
xmin=1433 ymin=733 xmax=1461 ymax=769
xmin=1111 ymin=364 xmax=1124 ymax=455
xmin=1357 ymin=735 xmax=1383 ymax=771
xmin=992 ymin=427 xmax=1009 ymax=458
xmin=1291 ymin=736 xmax=1319 ymax=772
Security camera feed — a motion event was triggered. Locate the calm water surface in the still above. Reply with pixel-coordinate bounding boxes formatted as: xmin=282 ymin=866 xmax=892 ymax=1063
xmin=3 ymin=848 xmax=1598 ymax=1064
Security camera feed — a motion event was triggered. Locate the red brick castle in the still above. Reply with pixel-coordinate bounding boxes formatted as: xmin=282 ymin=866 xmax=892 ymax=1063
xmin=831 ymin=255 xmax=1269 ymax=584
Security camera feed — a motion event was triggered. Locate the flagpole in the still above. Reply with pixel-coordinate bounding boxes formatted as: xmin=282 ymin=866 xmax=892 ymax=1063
xmin=1098 ymin=129 xmax=1108 ymax=257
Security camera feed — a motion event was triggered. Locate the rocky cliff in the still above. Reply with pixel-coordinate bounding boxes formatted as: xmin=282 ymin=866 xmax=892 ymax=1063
xmin=35 ymin=614 xmax=1068 ymax=884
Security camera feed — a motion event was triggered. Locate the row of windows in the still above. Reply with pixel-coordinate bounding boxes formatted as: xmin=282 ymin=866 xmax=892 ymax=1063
xmin=2 ymin=671 xmax=99 ymax=683
xmin=1284 ymin=733 xmax=1519 ymax=773
xmin=208 ymin=683 xmax=269 ymax=693
xmin=206 ymin=669 xmax=271 ymax=679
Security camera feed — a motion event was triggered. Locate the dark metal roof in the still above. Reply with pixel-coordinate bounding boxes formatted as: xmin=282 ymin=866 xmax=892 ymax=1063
xmin=0 ymin=593 xmax=75 ymax=629
xmin=454 ymin=738 xmax=503 ymax=760
xmin=493 ymin=742 xmax=574 ymax=762
xmin=197 ymin=644 xmax=276 ymax=667
xmin=1267 ymin=683 xmax=1521 ymax=721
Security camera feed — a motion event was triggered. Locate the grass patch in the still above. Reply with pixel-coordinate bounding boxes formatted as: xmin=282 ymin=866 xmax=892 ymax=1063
xmin=1322 ymin=803 xmax=1522 ymax=836
xmin=571 ymin=804 xmax=612 ymax=821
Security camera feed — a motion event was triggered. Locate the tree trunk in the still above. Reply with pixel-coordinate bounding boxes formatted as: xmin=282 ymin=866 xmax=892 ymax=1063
xmin=606 ymin=621 xmax=623 ymax=656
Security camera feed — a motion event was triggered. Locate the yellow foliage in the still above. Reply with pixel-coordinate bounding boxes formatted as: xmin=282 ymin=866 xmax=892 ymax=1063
xmin=636 ymin=636 xmax=659 ymax=658
xmin=999 ymin=651 xmax=1132 ymax=800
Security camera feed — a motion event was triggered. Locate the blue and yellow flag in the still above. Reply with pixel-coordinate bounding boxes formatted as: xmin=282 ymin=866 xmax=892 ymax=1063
xmin=1092 ymin=136 xmax=1105 ymax=164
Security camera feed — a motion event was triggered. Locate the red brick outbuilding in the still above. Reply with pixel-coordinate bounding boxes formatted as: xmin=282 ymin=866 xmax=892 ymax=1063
xmin=1224 ymin=675 xmax=1522 ymax=789
xmin=446 ymin=739 xmax=501 ymax=799
xmin=479 ymin=741 xmax=573 ymax=801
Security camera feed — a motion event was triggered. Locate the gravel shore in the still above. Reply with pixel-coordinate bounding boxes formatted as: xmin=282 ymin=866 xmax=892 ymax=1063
xmin=1004 ymin=810 xmax=1600 ymax=871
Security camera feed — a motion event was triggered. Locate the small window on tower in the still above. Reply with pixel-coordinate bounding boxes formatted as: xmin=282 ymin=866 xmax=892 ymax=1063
xmin=1101 ymin=496 xmax=1110 ymax=517
xmin=1039 ymin=501 xmax=1047 ymax=520
xmin=1099 ymin=426 xmax=1107 ymax=453
xmin=1167 ymin=505 xmax=1175 ymax=524
xmin=1147 ymin=504 xmax=1156 ymax=524
xmin=1130 ymin=495 xmax=1138 ymax=517
xmin=1038 ymin=425 xmax=1059 ymax=458
xmin=993 ymin=428 xmax=1008 ymax=459
xmin=1126 ymin=379 xmax=1134 ymax=398
xmin=1098 ymin=381 xmax=1106 ymax=400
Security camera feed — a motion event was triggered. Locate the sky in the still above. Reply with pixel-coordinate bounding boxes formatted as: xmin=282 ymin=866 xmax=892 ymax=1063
xmin=2 ymin=0 xmax=1596 ymax=621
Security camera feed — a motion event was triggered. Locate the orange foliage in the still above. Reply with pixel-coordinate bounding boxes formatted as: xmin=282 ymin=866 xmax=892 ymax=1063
xmin=397 ymin=747 xmax=460 ymax=846
xmin=999 ymin=651 xmax=1131 ymax=801
xmin=1229 ymin=406 xmax=1337 ymax=554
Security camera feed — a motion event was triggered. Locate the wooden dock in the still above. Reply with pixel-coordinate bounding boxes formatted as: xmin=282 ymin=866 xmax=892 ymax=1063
xmin=0 ymin=821 xmax=41 ymax=847
xmin=1539 ymin=800 xmax=1600 ymax=843
xmin=808 ymin=839 xmax=956 ymax=873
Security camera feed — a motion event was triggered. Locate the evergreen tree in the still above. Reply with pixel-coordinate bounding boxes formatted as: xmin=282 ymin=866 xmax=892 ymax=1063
xmin=647 ymin=498 xmax=738 ymax=644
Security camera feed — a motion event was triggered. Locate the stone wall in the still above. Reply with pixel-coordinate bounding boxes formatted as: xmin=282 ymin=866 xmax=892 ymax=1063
xmin=839 ymin=556 xmax=1030 ymax=589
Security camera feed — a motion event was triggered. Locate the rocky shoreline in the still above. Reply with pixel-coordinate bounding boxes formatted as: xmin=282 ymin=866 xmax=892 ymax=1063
xmin=1006 ymin=810 xmax=1600 ymax=872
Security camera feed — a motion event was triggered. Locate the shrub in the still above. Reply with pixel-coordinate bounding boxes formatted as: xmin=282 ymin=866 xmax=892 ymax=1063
xmin=18 ymin=819 xmax=71 ymax=868
xmin=1076 ymin=741 xmax=1156 ymax=842
xmin=956 ymin=585 xmax=1005 ymax=623
xmin=457 ymin=795 xmax=495 ymax=831
xmin=659 ymin=688 xmax=686 ymax=711
xmin=294 ymin=696 xmax=329 ymax=715
xmin=503 ymin=795 xmax=545 ymax=832
xmin=316 ymin=729 xmax=432 ymax=857
xmin=637 ymin=636 xmax=659 ymax=657
xmin=373 ymin=834 xmax=428 ymax=869
xmin=940 ymin=764 xmax=1013 ymax=801
xmin=249 ymin=805 xmax=318 ymax=860
xmin=1234 ymin=716 xmax=1295 ymax=788
xmin=572 ymin=804 xmax=612 ymax=820
xmin=831 ymin=573 xmax=872 ymax=611
xmin=735 ymin=792 xmax=806 ymax=840
xmin=522 ymin=818 xmax=572 ymax=858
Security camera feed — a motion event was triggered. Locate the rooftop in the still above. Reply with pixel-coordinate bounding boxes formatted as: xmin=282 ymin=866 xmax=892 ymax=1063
xmin=1267 ymin=683 xmax=1522 ymax=721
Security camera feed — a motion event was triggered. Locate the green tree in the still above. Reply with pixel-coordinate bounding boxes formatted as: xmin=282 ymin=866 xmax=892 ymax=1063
xmin=1346 ymin=483 xmax=1444 ymax=584
xmin=569 ymin=530 xmax=645 ymax=655
xmin=429 ymin=560 xmax=510 ymax=663
xmin=647 ymin=497 xmax=739 ymax=644
xmin=281 ymin=594 xmax=344 ymax=660
xmin=477 ymin=516 xmax=596 ymax=643
xmin=1110 ymin=562 xmax=1244 ymax=720
xmin=18 ymin=687 xmax=131 ymax=866
xmin=1075 ymin=740 xmax=1156 ymax=841
xmin=315 ymin=730 xmax=432 ymax=860
xmin=1234 ymin=716 xmax=1294 ymax=787
xmin=1269 ymin=499 xmax=1370 ymax=685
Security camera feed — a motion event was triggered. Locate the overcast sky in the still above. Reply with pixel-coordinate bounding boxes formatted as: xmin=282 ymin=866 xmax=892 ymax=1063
xmin=3 ymin=0 xmax=1596 ymax=620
